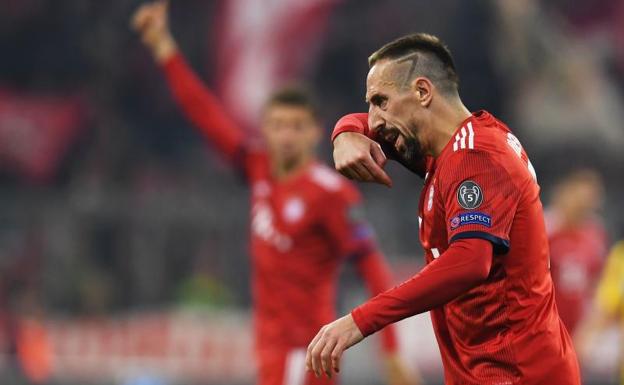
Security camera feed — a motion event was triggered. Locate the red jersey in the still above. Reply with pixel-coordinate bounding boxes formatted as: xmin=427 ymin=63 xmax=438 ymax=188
xmin=160 ymin=53 xmax=397 ymax=354
xmin=246 ymin=151 xmax=381 ymax=348
xmin=546 ymin=212 xmax=607 ymax=333
xmin=342 ymin=111 xmax=580 ymax=385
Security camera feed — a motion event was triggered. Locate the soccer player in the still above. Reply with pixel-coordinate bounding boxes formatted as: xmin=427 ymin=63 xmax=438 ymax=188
xmin=545 ymin=169 xmax=608 ymax=334
xmin=131 ymin=3 xmax=416 ymax=385
xmin=306 ymin=33 xmax=581 ymax=385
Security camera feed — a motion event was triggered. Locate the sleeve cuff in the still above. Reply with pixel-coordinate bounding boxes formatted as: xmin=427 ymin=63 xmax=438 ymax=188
xmin=449 ymin=231 xmax=510 ymax=255
xmin=161 ymin=51 xmax=183 ymax=72
xmin=351 ymin=306 xmax=376 ymax=338
xmin=331 ymin=114 xmax=369 ymax=142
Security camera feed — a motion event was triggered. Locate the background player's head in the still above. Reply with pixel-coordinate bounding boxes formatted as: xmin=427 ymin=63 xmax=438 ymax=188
xmin=365 ymin=33 xmax=460 ymax=167
xmin=551 ymin=168 xmax=604 ymax=226
xmin=261 ymin=86 xmax=321 ymax=172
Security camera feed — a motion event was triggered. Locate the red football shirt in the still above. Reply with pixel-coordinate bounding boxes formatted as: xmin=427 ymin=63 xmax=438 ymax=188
xmin=342 ymin=111 xmax=580 ymax=385
xmin=161 ymin=53 xmax=397 ymax=354
xmin=546 ymin=212 xmax=608 ymax=333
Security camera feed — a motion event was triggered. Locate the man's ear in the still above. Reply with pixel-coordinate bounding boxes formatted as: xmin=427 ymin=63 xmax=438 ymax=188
xmin=411 ymin=77 xmax=433 ymax=107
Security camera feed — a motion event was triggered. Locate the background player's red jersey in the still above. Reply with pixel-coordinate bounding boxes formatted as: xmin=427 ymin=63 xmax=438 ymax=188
xmin=349 ymin=111 xmax=580 ymax=385
xmin=162 ymin=53 xmax=397 ymax=384
xmin=546 ymin=212 xmax=608 ymax=333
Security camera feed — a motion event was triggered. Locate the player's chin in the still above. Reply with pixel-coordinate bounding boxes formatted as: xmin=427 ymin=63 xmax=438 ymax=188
xmin=279 ymin=152 xmax=301 ymax=168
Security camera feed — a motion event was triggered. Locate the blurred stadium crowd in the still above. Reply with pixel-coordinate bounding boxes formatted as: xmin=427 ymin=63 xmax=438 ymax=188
xmin=0 ymin=0 xmax=623 ymax=384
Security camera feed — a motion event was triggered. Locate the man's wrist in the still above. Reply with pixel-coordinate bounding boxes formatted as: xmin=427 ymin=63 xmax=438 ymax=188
xmin=350 ymin=307 xmax=373 ymax=338
xmin=153 ymin=36 xmax=178 ymax=64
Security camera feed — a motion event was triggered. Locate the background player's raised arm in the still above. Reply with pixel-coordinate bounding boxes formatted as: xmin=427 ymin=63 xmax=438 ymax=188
xmin=132 ymin=1 xmax=246 ymax=164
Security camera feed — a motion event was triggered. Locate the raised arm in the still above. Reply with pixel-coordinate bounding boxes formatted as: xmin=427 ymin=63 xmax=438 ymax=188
xmin=132 ymin=1 xmax=246 ymax=164
xmin=331 ymin=113 xmax=427 ymax=185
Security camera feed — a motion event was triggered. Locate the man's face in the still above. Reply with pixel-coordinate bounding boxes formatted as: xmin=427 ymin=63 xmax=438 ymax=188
xmin=365 ymin=60 xmax=427 ymax=167
xmin=261 ymin=104 xmax=320 ymax=168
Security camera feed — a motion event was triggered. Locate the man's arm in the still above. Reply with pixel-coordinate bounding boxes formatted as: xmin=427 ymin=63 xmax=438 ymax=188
xmin=353 ymin=251 xmax=424 ymax=385
xmin=352 ymin=238 xmax=492 ymax=335
xmin=352 ymin=251 xmax=398 ymax=352
xmin=132 ymin=1 xmax=246 ymax=164
xmin=331 ymin=113 xmax=427 ymax=185
xmin=332 ymin=113 xmax=392 ymax=186
xmin=306 ymin=238 xmax=492 ymax=378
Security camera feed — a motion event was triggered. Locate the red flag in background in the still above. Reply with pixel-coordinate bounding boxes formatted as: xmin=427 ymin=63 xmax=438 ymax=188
xmin=214 ymin=0 xmax=339 ymax=129
xmin=0 ymin=90 xmax=85 ymax=183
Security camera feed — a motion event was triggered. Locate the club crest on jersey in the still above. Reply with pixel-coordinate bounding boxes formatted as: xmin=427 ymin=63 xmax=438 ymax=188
xmin=450 ymin=212 xmax=492 ymax=230
xmin=283 ymin=197 xmax=305 ymax=223
xmin=457 ymin=180 xmax=483 ymax=209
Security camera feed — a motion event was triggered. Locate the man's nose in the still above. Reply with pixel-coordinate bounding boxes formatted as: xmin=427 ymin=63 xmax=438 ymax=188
xmin=368 ymin=108 xmax=385 ymax=136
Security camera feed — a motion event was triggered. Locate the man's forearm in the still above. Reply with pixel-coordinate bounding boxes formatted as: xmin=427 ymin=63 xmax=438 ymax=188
xmin=354 ymin=250 xmax=399 ymax=352
xmin=352 ymin=238 xmax=493 ymax=337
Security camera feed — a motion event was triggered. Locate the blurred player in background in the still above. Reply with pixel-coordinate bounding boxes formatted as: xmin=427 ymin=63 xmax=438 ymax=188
xmin=306 ymin=33 xmax=580 ymax=385
xmin=576 ymin=240 xmax=624 ymax=384
xmin=131 ymin=2 xmax=417 ymax=385
xmin=546 ymin=169 xmax=608 ymax=333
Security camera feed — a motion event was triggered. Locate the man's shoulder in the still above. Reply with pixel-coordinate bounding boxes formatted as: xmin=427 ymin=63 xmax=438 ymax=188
xmin=440 ymin=113 xmax=522 ymax=176
xmin=304 ymin=163 xmax=360 ymax=201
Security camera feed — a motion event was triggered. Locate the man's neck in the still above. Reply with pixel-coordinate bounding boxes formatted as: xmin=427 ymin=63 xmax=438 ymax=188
xmin=428 ymin=99 xmax=472 ymax=157
xmin=272 ymin=155 xmax=314 ymax=180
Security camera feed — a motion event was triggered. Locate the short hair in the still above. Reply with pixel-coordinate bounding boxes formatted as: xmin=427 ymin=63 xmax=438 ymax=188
xmin=369 ymin=33 xmax=459 ymax=95
xmin=557 ymin=168 xmax=603 ymax=189
xmin=265 ymin=85 xmax=319 ymax=119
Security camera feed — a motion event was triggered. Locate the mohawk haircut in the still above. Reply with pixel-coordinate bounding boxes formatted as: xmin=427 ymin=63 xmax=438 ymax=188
xmin=265 ymin=85 xmax=320 ymax=120
xmin=369 ymin=33 xmax=460 ymax=95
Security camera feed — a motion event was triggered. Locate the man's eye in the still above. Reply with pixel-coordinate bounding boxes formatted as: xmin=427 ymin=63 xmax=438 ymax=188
xmin=371 ymin=96 xmax=387 ymax=108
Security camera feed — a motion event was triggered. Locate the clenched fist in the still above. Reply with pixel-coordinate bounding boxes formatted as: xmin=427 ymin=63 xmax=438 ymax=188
xmin=333 ymin=132 xmax=393 ymax=187
xmin=131 ymin=0 xmax=177 ymax=63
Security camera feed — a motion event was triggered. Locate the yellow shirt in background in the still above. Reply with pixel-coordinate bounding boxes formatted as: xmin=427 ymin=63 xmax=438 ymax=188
xmin=595 ymin=240 xmax=624 ymax=383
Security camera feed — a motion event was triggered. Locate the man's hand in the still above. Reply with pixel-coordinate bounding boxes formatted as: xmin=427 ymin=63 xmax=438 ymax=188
xmin=131 ymin=0 xmax=177 ymax=63
xmin=385 ymin=353 xmax=424 ymax=385
xmin=306 ymin=314 xmax=364 ymax=378
xmin=333 ymin=132 xmax=393 ymax=187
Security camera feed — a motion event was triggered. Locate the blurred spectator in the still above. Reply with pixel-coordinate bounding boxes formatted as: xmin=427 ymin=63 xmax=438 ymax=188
xmin=576 ymin=240 xmax=624 ymax=384
xmin=13 ymin=288 xmax=52 ymax=385
xmin=545 ymin=169 xmax=608 ymax=333
xmin=175 ymin=240 xmax=233 ymax=309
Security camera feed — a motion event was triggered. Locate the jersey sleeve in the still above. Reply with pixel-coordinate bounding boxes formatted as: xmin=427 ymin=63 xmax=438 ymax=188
xmin=594 ymin=241 xmax=624 ymax=317
xmin=162 ymin=52 xmax=249 ymax=171
xmin=352 ymin=238 xmax=493 ymax=337
xmin=322 ymin=183 xmax=376 ymax=258
xmin=353 ymin=251 xmax=399 ymax=352
xmin=331 ymin=113 xmax=371 ymax=142
xmin=438 ymin=150 xmax=522 ymax=254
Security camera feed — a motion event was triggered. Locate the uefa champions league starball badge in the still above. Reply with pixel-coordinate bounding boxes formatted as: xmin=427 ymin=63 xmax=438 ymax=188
xmin=457 ymin=180 xmax=483 ymax=209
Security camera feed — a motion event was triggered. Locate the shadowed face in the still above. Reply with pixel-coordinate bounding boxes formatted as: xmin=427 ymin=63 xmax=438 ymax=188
xmin=365 ymin=59 xmax=427 ymax=168
xmin=261 ymin=104 xmax=320 ymax=169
